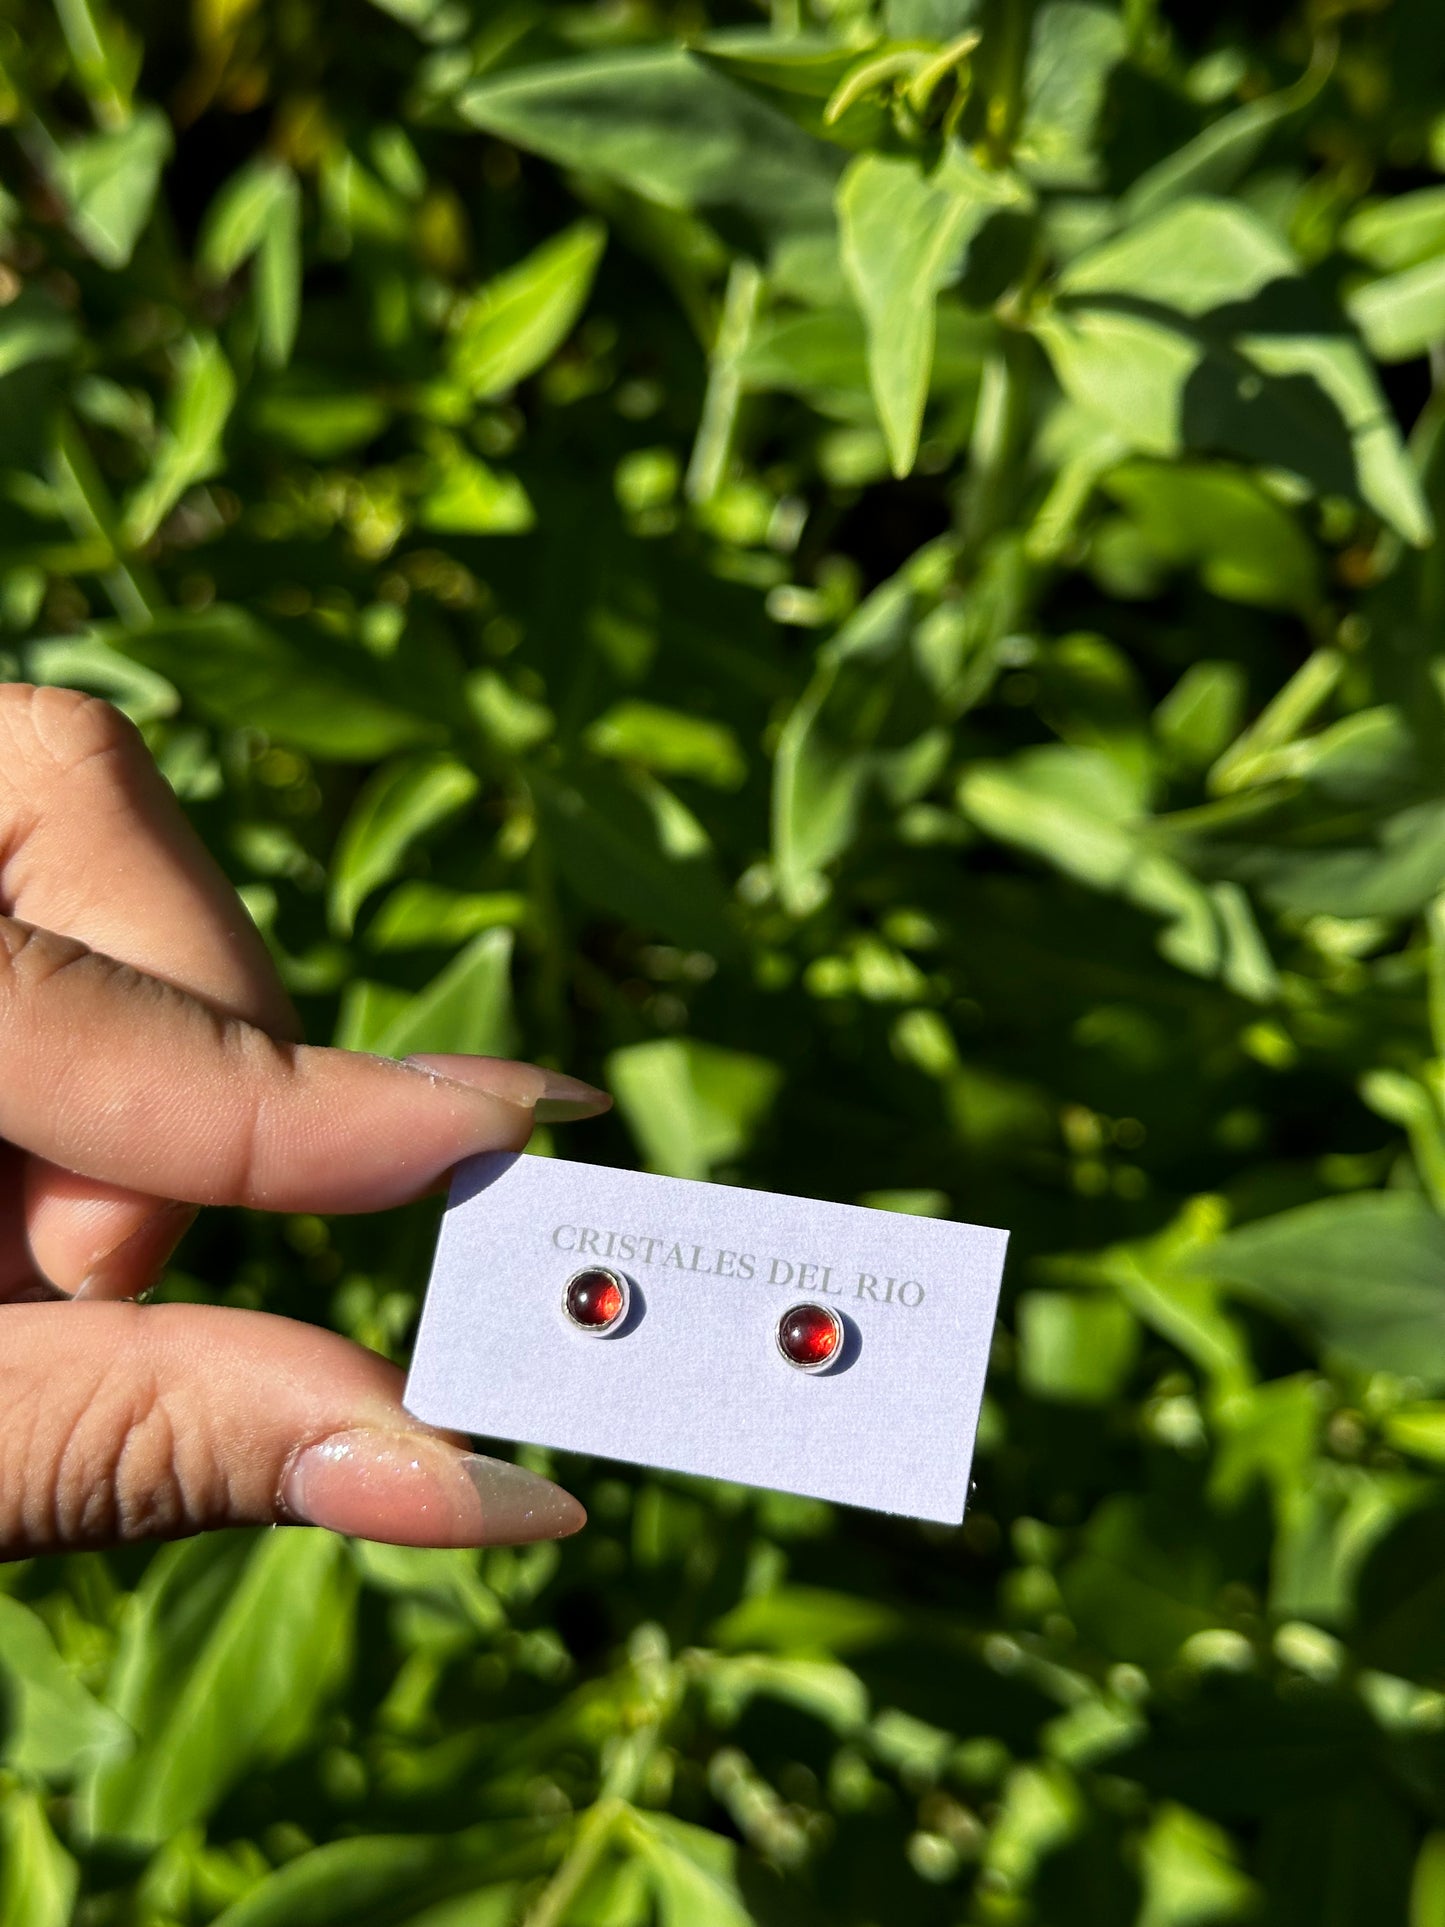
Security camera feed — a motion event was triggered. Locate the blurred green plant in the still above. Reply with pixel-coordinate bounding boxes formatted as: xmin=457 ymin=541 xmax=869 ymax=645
xmin=8 ymin=0 xmax=1445 ymax=1919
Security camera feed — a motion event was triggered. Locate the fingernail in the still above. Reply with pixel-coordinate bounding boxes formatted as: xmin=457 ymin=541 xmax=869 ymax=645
xmin=72 ymin=1201 xmax=198 ymax=1302
xmin=280 ymin=1428 xmax=587 ymax=1546
xmin=403 ymin=1054 xmax=611 ymax=1123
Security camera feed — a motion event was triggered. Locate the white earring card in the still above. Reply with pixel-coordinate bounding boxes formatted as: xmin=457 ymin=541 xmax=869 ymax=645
xmin=405 ymin=1153 xmax=1009 ymax=1525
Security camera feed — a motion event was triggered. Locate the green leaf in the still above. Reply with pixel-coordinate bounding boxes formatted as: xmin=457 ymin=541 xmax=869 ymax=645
xmin=985 ymin=1765 xmax=1080 ymax=1892
xmin=353 ymin=927 xmax=518 ymax=1058
xmin=886 ymin=0 xmax=982 ymax=36
xmin=686 ymin=257 xmax=762 ymax=504
xmin=740 ymin=304 xmax=989 ymax=420
xmin=333 ymin=980 xmax=410 ymax=1050
xmin=533 ymin=766 xmax=738 ymax=957
xmin=773 ymin=548 xmax=962 ymax=912
xmin=0 ymin=288 xmax=78 ymax=379
xmin=248 ymin=370 xmax=390 ymax=456
xmin=1017 ymin=1291 xmax=1140 ymax=1404
xmin=80 ymin=1530 xmax=355 ymax=1846
xmin=58 ymin=104 xmax=171 ymax=268
xmin=1059 ymin=1497 xmax=1219 ymax=1666
xmin=1038 ymin=197 xmax=1432 ymax=545
xmin=1383 ymin=1403 xmax=1445 ymax=1465
xmin=0 ymin=1596 xmax=131 ymax=1783
xmin=1124 ymin=48 xmax=1331 ymax=221
xmin=606 ymin=1037 xmax=780 ymax=1179
xmin=739 ymin=305 xmax=873 ymax=414
xmin=1016 ymin=1 xmax=1127 ymax=191
xmin=255 ymin=174 xmax=302 ymax=368
xmin=1198 ymin=1193 xmax=1445 ymax=1382
xmin=700 ymin=1654 xmax=869 ymax=1732
xmin=712 ymin=1585 xmax=901 ymax=1654
xmin=198 ymin=158 xmax=297 ymax=279
xmin=1177 ymin=788 xmax=1445 ymax=919
xmin=210 ymin=1828 xmax=551 ymax=1927
xmin=1209 ymin=1375 xmax=1318 ymax=1512
xmin=959 ymin=744 xmax=1277 ymax=998
xmin=121 ymin=333 xmax=236 ymax=546
xmin=1349 ymin=255 xmax=1445 ymax=363
xmin=1411 ymin=1833 xmax=1445 ymax=1926
xmin=630 ymin=1811 xmax=755 ymax=1927
xmin=1056 ymin=191 xmax=1293 ymax=310
xmin=1342 ymin=185 xmax=1445 ymax=270
xmin=839 ymin=147 xmax=1023 ymax=474
xmin=457 ymin=51 xmax=843 ymax=265
xmin=0 ymin=1787 xmax=78 ymax=1927
xmin=364 ymin=884 xmax=528 ymax=952
xmin=25 ymin=632 xmax=178 ymax=723
xmin=350 ymin=1541 xmax=504 ymax=1633
xmin=451 ymin=221 xmax=606 ymax=400
xmin=196 ymin=157 xmax=300 ymax=364
xmin=1154 ymin=662 xmax=1248 ymax=769
xmin=585 ymin=700 xmax=746 ymax=788
xmin=1101 ymin=460 xmax=1320 ymax=612
xmin=108 ymin=606 xmax=440 ymax=758
xmin=416 ymin=451 xmax=534 ymax=534
xmin=329 ymin=752 xmax=479 ymax=936
xmin=696 ymin=30 xmax=861 ymax=103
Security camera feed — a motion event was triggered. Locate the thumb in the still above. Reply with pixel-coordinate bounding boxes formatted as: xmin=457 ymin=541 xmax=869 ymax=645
xmin=0 ymin=915 xmax=607 ymax=1211
xmin=2 ymin=1301 xmax=586 ymax=1554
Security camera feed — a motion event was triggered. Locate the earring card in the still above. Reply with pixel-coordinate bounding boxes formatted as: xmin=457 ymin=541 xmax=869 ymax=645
xmin=405 ymin=1153 xmax=1008 ymax=1525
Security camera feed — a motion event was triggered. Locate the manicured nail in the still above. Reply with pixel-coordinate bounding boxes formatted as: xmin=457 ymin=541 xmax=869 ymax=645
xmin=403 ymin=1053 xmax=611 ymax=1123
xmin=280 ymin=1428 xmax=587 ymax=1546
xmin=72 ymin=1201 xmax=198 ymax=1302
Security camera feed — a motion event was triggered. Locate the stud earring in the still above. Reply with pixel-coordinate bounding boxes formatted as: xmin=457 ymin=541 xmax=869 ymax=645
xmin=776 ymin=1302 xmax=843 ymax=1373
xmin=562 ymin=1265 xmax=631 ymax=1335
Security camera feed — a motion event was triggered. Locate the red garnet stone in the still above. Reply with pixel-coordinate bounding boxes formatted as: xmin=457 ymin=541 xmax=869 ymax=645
xmin=777 ymin=1302 xmax=843 ymax=1373
xmin=563 ymin=1266 xmax=628 ymax=1333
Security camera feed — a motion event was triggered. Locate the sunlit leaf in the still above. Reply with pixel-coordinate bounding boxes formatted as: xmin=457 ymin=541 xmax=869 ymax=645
xmin=1100 ymin=460 xmax=1320 ymax=611
xmin=1124 ymin=47 xmax=1332 ymax=220
xmin=451 ymin=220 xmax=605 ymax=399
xmin=417 ymin=451 xmax=535 ymax=534
xmin=713 ymin=1586 xmax=901 ymax=1654
xmin=1015 ymin=1 xmax=1126 ymax=190
xmin=210 ymin=1828 xmax=550 ymax=1927
xmin=1342 ymin=184 xmax=1445 ymax=270
xmin=329 ymin=751 xmax=479 ymax=935
xmin=607 ymin=1036 xmax=780 ymax=1179
xmin=1037 ymin=197 xmax=1432 ymax=545
xmin=1198 ymin=1193 xmax=1445 ymax=1382
xmin=1017 ymin=1291 xmax=1140 ymax=1404
xmin=585 ymin=700 xmax=746 ymax=788
xmin=630 ymin=1811 xmax=754 ymax=1927
xmin=57 ymin=105 xmax=171 ymax=268
xmin=839 ymin=146 xmax=1024 ymax=474
xmin=0 ymin=1788 xmax=78 ymax=1927
xmin=80 ymin=1531 xmax=355 ymax=1846
xmin=1349 ymin=255 xmax=1445 ymax=363
xmin=361 ymin=926 xmax=517 ymax=1058
xmin=108 ymin=606 xmax=441 ymax=757
xmin=457 ymin=51 xmax=843 ymax=264
xmin=0 ymin=1598 xmax=130 ymax=1783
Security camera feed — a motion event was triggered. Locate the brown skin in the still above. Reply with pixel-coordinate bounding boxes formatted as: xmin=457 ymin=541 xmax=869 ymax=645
xmin=0 ymin=685 xmax=607 ymax=1558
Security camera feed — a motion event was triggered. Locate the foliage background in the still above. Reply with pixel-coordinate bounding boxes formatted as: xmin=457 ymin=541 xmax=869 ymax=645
xmin=10 ymin=0 xmax=1445 ymax=1918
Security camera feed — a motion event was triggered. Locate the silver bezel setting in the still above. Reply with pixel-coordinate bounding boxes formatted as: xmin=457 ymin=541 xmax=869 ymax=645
xmin=562 ymin=1264 xmax=631 ymax=1336
xmin=775 ymin=1301 xmax=844 ymax=1374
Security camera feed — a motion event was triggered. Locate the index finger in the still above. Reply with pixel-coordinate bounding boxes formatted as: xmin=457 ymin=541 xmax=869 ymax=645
xmin=0 ymin=683 xmax=296 ymax=1032
xmin=0 ymin=685 xmax=294 ymax=1292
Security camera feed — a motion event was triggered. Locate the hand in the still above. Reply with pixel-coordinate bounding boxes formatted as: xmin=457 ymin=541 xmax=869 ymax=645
xmin=0 ymin=685 xmax=608 ymax=1558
